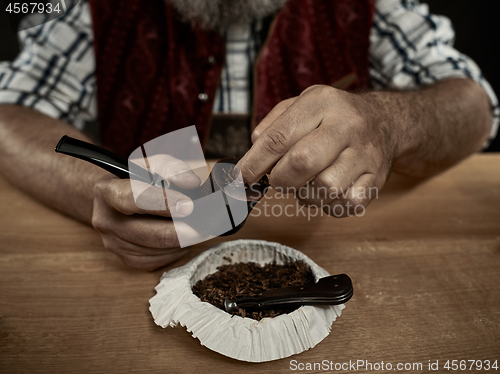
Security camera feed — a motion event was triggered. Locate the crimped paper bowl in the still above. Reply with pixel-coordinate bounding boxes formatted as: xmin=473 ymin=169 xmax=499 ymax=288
xmin=149 ymin=239 xmax=345 ymax=362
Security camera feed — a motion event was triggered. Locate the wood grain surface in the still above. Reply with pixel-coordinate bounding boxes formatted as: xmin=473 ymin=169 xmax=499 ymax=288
xmin=0 ymin=154 xmax=499 ymax=373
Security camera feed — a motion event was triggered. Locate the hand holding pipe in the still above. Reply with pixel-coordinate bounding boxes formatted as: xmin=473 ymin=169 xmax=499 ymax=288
xmin=55 ymin=136 xmax=270 ymax=236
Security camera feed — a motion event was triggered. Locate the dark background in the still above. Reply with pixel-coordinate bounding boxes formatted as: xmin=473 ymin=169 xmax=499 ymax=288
xmin=0 ymin=0 xmax=498 ymax=151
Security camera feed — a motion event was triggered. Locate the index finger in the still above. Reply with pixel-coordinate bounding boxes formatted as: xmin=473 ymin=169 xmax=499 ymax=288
xmin=131 ymin=154 xmax=201 ymax=190
xmin=251 ymin=97 xmax=296 ymax=143
xmin=104 ymin=178 xmax=195 ymax=218
xmin=238 ymin=95 xmax=324 ymax=184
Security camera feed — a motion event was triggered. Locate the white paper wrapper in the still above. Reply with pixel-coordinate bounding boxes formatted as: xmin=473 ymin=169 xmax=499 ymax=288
xmin=149 ymin=239 xmax=345 ymax=362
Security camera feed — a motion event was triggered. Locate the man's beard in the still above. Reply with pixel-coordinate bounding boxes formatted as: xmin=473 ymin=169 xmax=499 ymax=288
xmin=167 ymin=0 xmax=288 ymax=32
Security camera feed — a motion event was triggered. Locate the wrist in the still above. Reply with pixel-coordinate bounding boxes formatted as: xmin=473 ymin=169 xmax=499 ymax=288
xmin=358 ymin=90 xmax=402 ymax=162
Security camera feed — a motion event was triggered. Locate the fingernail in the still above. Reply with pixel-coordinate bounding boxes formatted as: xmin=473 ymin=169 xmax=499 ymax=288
xmin=175 ymin=200 xmax=193 ymax=216
xmin=176 ymin=171 xmax=196 ymax=180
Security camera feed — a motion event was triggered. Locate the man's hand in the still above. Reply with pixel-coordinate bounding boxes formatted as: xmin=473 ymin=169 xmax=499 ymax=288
xmin=239 ymin=85 xmax=395 ymax=216
xmin=238 ymin=79 xmax=492 ymax=216
xmin=92 ymin=156 xmax=202 ymax=270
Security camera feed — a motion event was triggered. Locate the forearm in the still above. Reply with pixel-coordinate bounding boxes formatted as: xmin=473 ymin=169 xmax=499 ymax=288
xmin=363 ymin=78 xmax=493 ymax=177
xmin=0 ymin=104 xmax=107 ymax=224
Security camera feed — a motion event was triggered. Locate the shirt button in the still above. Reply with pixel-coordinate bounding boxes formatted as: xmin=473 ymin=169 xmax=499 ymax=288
xmin=198 ymin=93 xmax=209 ymax=102
xmin=207 ymin=56 xmax=216 ymax=65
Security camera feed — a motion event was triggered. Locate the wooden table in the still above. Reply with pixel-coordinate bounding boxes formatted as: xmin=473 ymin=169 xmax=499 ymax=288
xmin=1 ymin=154 xmax=499 ymax=373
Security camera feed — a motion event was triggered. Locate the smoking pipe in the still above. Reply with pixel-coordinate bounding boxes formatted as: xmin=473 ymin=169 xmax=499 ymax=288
xmin=55 ymin=136 xmax=269 ymax=236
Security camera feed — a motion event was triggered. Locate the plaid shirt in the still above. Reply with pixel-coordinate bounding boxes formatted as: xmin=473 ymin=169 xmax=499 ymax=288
xmin=0 ymin=0 xmax=498 ymax=144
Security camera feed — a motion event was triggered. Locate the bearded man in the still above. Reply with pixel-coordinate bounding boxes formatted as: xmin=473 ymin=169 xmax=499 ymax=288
xmin=0 ymin=0 xmax=497 ymax=270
